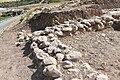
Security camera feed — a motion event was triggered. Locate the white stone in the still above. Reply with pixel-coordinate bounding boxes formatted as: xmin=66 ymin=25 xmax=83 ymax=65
xmin=28 ymin=33 xmax=33 ymax=38
xmin=71 ymin=78 xmax=81 ymax=80
xmin=34 ymin=47 xmax=49 ymax=60
xmin=78 ymin=24 xmax=84 ymax=29
xmin=33 ymin=30 xmax=44 ymax=36
xmin=15 ymin=42 xmax=23 ymax=46
xmin=62 ymin=27 xmax=73 ymax=32
xmin=25 ymin=36 xmax=30 ymax=41
xmin=82 ymin=20 xmax=91 ymax=26
xmin=43 ymin=65 xmax=62 ymax=78
xmin=94 ymin=19 xmax=101 ymax=24
xmin=46 ymin=46 xmax=56 ymax=54
xmin=68 ymin=68 xmax=80 ymax=73
xmin=56 ymin=53 xmax=64 ymax=61
xmin=62 ymin=60 xmax=74 ymax=69
xmin=58 ymin=44 xmax=69 ymax=49
xmin=37 ymin=36 xmax=48 ymax=42
xmin=80 ymin=63 xmax=94 ymax=74
xmin=65 ymin=51 xmax=82 ymax=61
xmin=18 ymin=35 xmax=25 ymax=42
xmin=54 ymin=78 xmax=63 ymax=80
xmin=45 ymin=27 xmax=54 ymax=33
xmin=70 ymin=24 xmax=78 ymax=33
xmin=48 ymin=33 xmax=55 ymax=38
xmin=54 ymin=48 xmax=61 ymax=54
xmin=55 ymin=31 xmax=64 ymax=37
xmin=18 ymin=32 xmax=24 ymax=36
xmin=38 ymin=41 xmax=50 ymax=49
xmin=31 ymin=42 xmax=38 ymax=49
xmin=43 ymin=56 xmax=57 ymax=65
xmin=96 ymin=74 xmax=108 ymax=80
xmin=50 ymin=40 xmax=59 ymax=47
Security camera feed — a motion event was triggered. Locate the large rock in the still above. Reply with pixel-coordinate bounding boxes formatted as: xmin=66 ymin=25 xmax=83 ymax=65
xmin=43 ymin=65 xmax=62 ymax=78
xmin=80 ymin=63 xmax=94 ymax=73
xmin=65 ymin=51 xmax=82 ymax=61
xmin=71 ymin=78 xmax=81 ymax=80
xmin=38 ymin=41 xmax=50 ymax=49
xmin=62 ymin=60 xmax=74 ymax=69
xmin=33 ymin=30 xmax=45 ymax=36
xmin=43 ymin=56 xmax=57 ymax=65
xmin=34 ymin=47 xmax=49 ymax=60
xmin=56 ymin=53 xmax=64 ymax=61
xmin=37 ymin=36 xmax=48 ymax=42
xmin=54 ymin=78 xmax=62 ymax=80
xmin=96 ymin=74 xmax=108 ymax=80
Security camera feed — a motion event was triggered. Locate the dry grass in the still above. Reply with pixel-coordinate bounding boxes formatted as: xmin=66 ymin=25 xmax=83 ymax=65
xmin=0 ymin=0 xmax=16 ymax=3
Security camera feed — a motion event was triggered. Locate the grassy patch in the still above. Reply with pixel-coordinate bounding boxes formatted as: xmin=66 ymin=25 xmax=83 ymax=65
xmin=0 ymin=0 xmax=40 ymax=8
xmin=0 ymin=0 xmax=71 ymax=8
xmin=0 ymin=16 xmax=12 ymax=22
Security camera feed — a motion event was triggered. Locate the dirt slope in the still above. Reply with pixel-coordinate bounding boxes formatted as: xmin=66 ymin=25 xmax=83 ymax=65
xmin=0 ymin=31 xmax=34 ymax=80
xmin=60 ymin=30 xmax=120 ymax=80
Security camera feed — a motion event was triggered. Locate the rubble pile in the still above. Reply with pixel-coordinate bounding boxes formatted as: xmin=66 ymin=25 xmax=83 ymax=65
xmin=15 ymin=14 xmax=120 ymax=80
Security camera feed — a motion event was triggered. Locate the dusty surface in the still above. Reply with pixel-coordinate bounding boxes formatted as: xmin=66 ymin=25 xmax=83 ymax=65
xmin=60 ymin=29 xmax=120 ymax=80
xmin=0 ymin=31 xmax=35 ymax=80
xmin=0 ymin=0 xmax=120 ymax=80
xmin=0 ymin=29 xmax=120 ymax=80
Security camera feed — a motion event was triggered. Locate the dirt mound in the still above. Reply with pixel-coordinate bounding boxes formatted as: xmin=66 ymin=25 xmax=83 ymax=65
xmin=29 ymin=3 xmax=102 ymax=31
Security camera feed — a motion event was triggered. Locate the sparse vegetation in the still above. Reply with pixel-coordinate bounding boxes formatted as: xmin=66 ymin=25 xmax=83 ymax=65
xmin=0 ymin=16 xmax=12 ymax=22
xmin=0 ymin=0 xmax=70 ymax=8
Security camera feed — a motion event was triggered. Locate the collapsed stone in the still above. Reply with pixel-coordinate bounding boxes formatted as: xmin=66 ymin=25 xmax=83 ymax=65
xmin=43 ymin=56 xmax=57 ymax=66
xmin=96 ymin=74 xmax=108 ymax=80
xmin=65 ymin=51 xmax=82 ymax=61
xmin=34 ymin=47 xmax=49 ymax=60
xmin=43 ymin=65 xmax=62 ymax=78
xmin=62 ymin=60 xmax=74 ymax=69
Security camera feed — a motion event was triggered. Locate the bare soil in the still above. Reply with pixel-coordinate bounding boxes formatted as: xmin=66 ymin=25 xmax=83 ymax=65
xmin=60 ymin=29 xmax=120 ymax=80
xmin=0 ymin=28 xmax=120 ymax=80
xmin=0 ymin=31 xmax=35 ymax=80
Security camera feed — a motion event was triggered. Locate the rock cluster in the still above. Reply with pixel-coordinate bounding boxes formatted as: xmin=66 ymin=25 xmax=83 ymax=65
xmin=15 ymin=13 xmax=120 ymax=80
xmin=29 ymin=2 xmax=102 ymax=31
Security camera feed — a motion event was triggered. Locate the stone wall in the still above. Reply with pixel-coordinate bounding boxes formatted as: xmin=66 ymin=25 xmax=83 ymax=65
xmin=29 ymin=4 xmax=102 ymax=31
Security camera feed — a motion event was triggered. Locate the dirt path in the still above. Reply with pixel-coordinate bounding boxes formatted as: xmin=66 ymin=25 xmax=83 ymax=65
xmin=0 ymin=31 xmax=34 ymax=80
xmin=0 ymin=16 xmax=19 ymax=32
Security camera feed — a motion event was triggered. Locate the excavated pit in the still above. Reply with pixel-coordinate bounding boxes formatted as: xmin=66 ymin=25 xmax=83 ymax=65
xmin=29 ymin=4 xmax=103 ymax=31
xmin=92 ymin=0 xmax=120 ymax=9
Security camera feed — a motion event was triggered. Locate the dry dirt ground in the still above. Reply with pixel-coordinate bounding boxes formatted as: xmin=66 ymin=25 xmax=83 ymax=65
xmin=0 ymin=29 xmax=120 ymax=80
xmin=60 ymin=29 xmax=120 ymax=80
xmin=0 ymin=31 xmax=35 ymax=80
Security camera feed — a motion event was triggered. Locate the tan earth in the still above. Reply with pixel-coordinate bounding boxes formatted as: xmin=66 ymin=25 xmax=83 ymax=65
xmin=0 ymin=31 xmax=35 ymax=80
xmin=0 ymin=0 xmax=120 ymax=80
xmin=0 ymin=29 xmax=120 ymax=80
